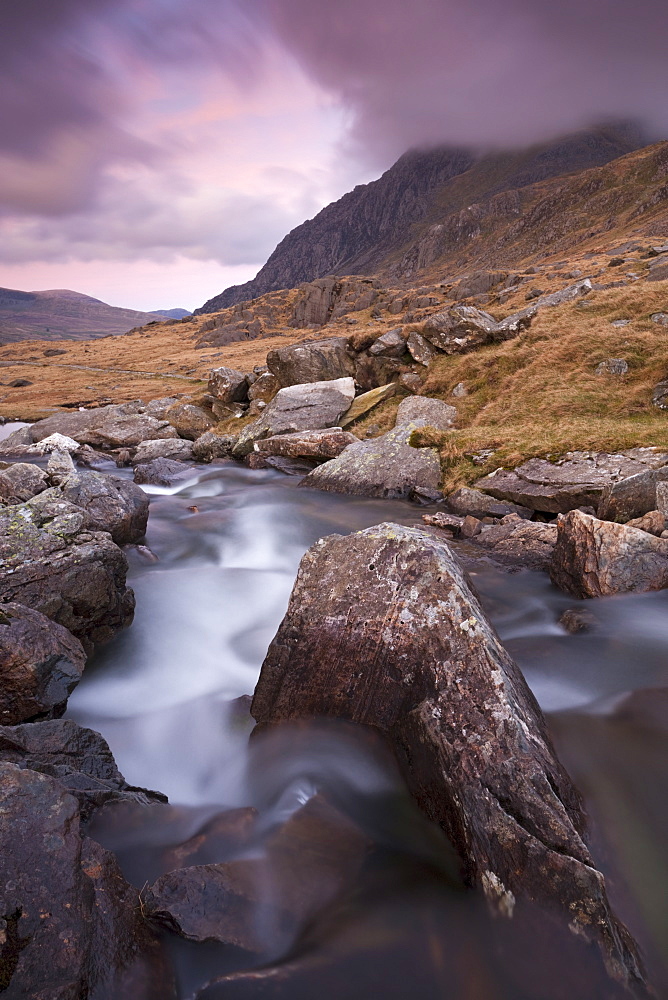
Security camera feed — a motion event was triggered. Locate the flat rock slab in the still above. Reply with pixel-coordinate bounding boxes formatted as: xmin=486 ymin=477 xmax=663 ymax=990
xmin=550 ymin=509 xmax=668 ymax=597
xmin=251 ymin=523 xmax=644 ymax=992
xmin=339 ymin=383 xmax=396 ymax=426
xmin=255 ymin=428 xmax=356 ymax=460
xmin=32 ymin=402 xmax=179 ymax=449
xmin=446 ymin=486 xmax=533 ymax=519
xmin=300 ymin=422 xmax=441 ymax=500
xmin=395 ymin=395 xmax=456 ymax=429
xmin=468 ymin=520 xmax=557 ymax=572
xmin=0 ymin=603 xmax=86 ymax=725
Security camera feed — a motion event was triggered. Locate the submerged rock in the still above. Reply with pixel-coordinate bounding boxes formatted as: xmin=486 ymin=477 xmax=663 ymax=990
xmin=0 ymin=603 xmax=86 ymax=725
xmin=251 ymin=523 xmax=644 ymax=992
xmin=550 ymin=509 xmax=668 ymax=597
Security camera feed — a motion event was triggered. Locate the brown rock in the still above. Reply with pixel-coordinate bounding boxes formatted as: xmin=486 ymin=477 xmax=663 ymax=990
xmin=354 ymin=352 xmax=407 ymax=390
xmin=559 ymin=608 xmax=598 ymax=634
xmin=248 ymin=371 xmax=280 ymax=403
xmin=255 ymin=428 xmax=356 ymax=461
xmin=626 ymin=510 xmax=666 ymax=535
xmin=208 ymin=366 xmax=249 ymax=402
xmin=267 ymin=337 xmax=355 ymax=387
xmin=165 ymin=402 xmax=215 ymax=441
xmin=550 ymin=510 xmax=668 ymax=597
xmin=460 ymin=514 xmax=482 ymax=538
xmin=470 ymin=520 xmax=557 ymax=572
xmin=251 ymin=523 xmax=643 ymax=991
xmin=597 ymin=466 xmax=668 ymax=521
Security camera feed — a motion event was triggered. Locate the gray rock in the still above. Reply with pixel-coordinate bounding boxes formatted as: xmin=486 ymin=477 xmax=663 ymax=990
xmin=452 ymin=381 xmax=468 ymax=397
xmin=469 ymin=520 xmax=557 ymax=572
xmin=0 ymin=425 xmax=33 ymax=454
xmin=133 ymin=438 xmax=194 ymax=463
xmin=550 ymin=510 xmax=668 ymax=597
xmin=0 ymin=493 xmax=134 ymax=649
xmin=60 ymin=470 xmax=149 ymax=544
xmin=31 ymin=404 xmax=178 ymax=449
xmin=300 ymin=422 xmax=441 ymax=500
xmin=610 ymin=319 xmax=631 ymax=327
xmin=652 ymin=377 xmax=668 ymax=409
xmin=595 ymin=358 xmax=628 ymax=375
xmin=399 ymin=372 xmax=425 ymax=393
xmin=267 ymin=337 xmax=355 ymax=387
xmin=0 ymin=604 xmax=86 ymax=725
xmin=255 ymin=428 xmax=356 ymax=461
xmin=145 ymin=396 xmax=179 ymax=419
xmin=395 ymin=396 xmax=456 ymax=430
xmin=208 ymin=366 xmax=249 ymax=403
xmin=646 ymin=263 xmax=668 ymax=282
xmin=656 ymin=480 xmax=668 ymax=515
xmin=340 ymin=383 xmax=397 ymax=426
xmin=597 ymin=466 xmax=668 ymax=521
xmin=0 ymin=462 xmax=47 ymax=503
xmin=251 ymin=523 xmax=644 ymax=991
xmin=452 ymin=269 xmax=507 ymax=300
xmin=368 ymin=328 xmax=406 ymax=357
xmin=232 ymin=378 xmax=356 ymax=458
xmin=406 ymin=330 xmax=436 ymax=366
xmin=446 ymin=486 xmax=533 ymax=519
xmin=535 ymin=279 xmax=592 ymax=307
xmin=30 ymin=432 xmax=81 ymax=454
xmin=47 ymin=449 xmax=76 ymax=484
xmin=651 ymin=312 xmax=668 ymax=326
xmin=133 ymin=458 xmax=193 ymax=487
xmin=422 ymin=305 xmax=498 ymax=354
xmin=248 ymin=371 xmax=280 ymax=403
xmin=192 ymin=431 xmax=236 ymax=462
xmin=165 ymin=402 xmax=215 ymax=441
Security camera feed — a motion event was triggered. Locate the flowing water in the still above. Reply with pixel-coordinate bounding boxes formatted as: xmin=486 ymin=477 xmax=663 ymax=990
xmin=62 ymin=461 xmax=668 ymax=998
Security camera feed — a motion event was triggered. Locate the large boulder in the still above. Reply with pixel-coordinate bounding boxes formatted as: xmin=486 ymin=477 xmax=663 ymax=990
xmin=192 ymin=430 xmax=236 ymax=462
xmin=597 ymin=466 xmax=668 ymax=521
xmin=0 ymin=604 xmax=86 ymax=725
xmin=133 ymin=458 xmax=194 ymax=487
xmin=164 ymin=402 xmax=215 ymax=441
xmin=0 ymin=492 xmax=135 ymax=649
xmin=421 ymin=305 xmax=534 ymax=355
xmin=468 ymin=520 xmax=557 ymax=572
xmin=208 ymin=366 xmax=249 ymax=403
xmin=266 ymin=337 xmax=356 ymax=387
xmin=133 ymin=438 xmax=194 ymax=463
xmin=0 ymin=763 xmax=173 ymax=999
xmin=251 ymin=523 xmax=644 ymax=992
xmin=0 ymin=719 xmax=166 ymax=822
xmin=0 ymin=462 xmax=48 ymax=503
xmin=255 ymin=428 xmax=356 ymax=461
xmin=301 ymin=423 xmax=441 ymax=500
xmin=395 ymin=395 xmax=456 ymax=430
xmin=550 ymin=510 xmax=668 ymax=597
xmin=60 ymin=470 xmax=149 ymax=544
xmin=232 ymin=378 xmax=356 ymax=458
xmin=31 ymin=403 xmax=179 ymax=449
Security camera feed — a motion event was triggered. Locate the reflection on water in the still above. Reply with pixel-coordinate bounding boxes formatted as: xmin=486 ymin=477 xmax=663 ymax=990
xmin=66 ymin=461 xmax=668 ymax=997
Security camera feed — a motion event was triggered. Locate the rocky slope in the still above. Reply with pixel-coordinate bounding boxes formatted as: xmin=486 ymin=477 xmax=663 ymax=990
xmin=197 ymin=122 xmax=646 ymax=313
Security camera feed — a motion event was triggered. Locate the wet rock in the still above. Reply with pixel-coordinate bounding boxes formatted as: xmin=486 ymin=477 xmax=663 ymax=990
xmin=133 ymin=458 xmax=193 ymax=487
xmin=208 ymin=366 xmax=249 ymax=403
xmin=248 ymin=371 xmax=280 ymax=404
xmin=251 ymin=523 xmax=644 ymax=991
xmin=0 ymin=603 xmax=86 ymax=725
xmin=445 ymin=486 xmax=533 ymax=520
xmin=0 ymin=462 xmax=47 ymax=502
xmin=60 ymin=469 xmax=149 ymax=544
xmin=0 ymin=493 xmax=135 ymax=648
xmin=559 ymin=608 xmax=598 ymax=634
xmin=165 ymin=402 xmax=215 ymax=441
xmin=192 ymin=430 xmax=236 ymax=462
xmin=301 ymin=422 xmax=441 ymax=500
xmin=626 ymin=510 xmax=666 ymax=535
xmin=395 ymin=395 xmax=456 ymax=430
xmin=340 ymin=383 xmax=397 ymax=426
xmin=232 ymin=378 xmax=356 ymax=458
xmin=536 ymin=279 xmax=593 ymax=307
xmin=144 ymin=796 xmax=368 ymax=952
xmin=550 ymin=510 xmax=668 ymax=597
xmin=255 ymin=428 xmax=356 ymax=461
xmin=368 ymin=328 xmax=406 ymax=357
xmin=133 ymin=438 xmax=194 ymax=463
xmin=595 ymin=358 xmax=628 ymax=375
xmin=47 ymin=448 xmax=76 ymax=483
xmin=597 ymin=466 xmax=668 ymax=521
xmin=263 ymin=456 xmax=318 ymax=476
xmin=468 ymin=520 xmax=557 ymax=572
xmin=422 ymin=511 xmax=465 ymax=536
xmin=0 ymin=762 xmax=173 ymax=999
xmin=406 ymin=330 xmax=436 ymax=366
xmin=160 ymin=807 xmax=258 ymax=873
xmin=0 ymin=719 xmax=167 ymax=822
xmin=267 ymin=337 xmax=355 ymax=387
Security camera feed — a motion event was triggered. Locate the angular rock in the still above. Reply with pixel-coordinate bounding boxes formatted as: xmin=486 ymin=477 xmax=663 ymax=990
xmin=536 ymin=279 xmax=593 ymax=307
xmin=422 ymin=305 xmax=498 ymax=353
xmin=452 ymin=381 xmax=468 ymax=397
xmin=60 ymin=470 xmax=149 ymax=544
xmin=354 ymin=352 xmax=407 ymax=390
xmin=248 ymin=371 xmax=280 ymax=404
xmin=596 ymin=358 xmax=628 ymax=375
xmin=133 ymin=458 xmax=193 ymax=486
xmin=339 ymin=383 xmax=397 ymax=427
xmin=251 ymin=523 xmax=644 ymax=991
xmin=32 ymin=404 xmax=179 ymax=449
xmin=232 ymin=378 xmax=356 ymax=458
xmin=368 ymin=328 xmax=406 ymax=357
xmin=453 ymin=269 xmax=507 ymax=300
xmin=550 ymin=510 xmax=668 ymax=597
xmin=133 ymin=438 xmax=194 ymax=463
xmin=399 ymin=371 xmax=425 ymax=393
xmin=652 ymin=377 xmax=668 ymax=409
xmin=626 ymin=510 xmax=666 ymax=535
xmin=208 ymin=366 xmax=249 ymax=403
xmin=47 ymin=448 xmax=76 ymax=483
xmin=0 ymin=719 xmax=166 ymax=822
xmin=0 ymin=763 xmax=172 ymax=999
xmin=446 ymin=486 xmax=533 ymax=519
xmin=460 ymin=514 xmax=482 ymax=538
xmin=192 ymin=430 xmax=236 ymax=462
xmin=255 ymin=428 xmax=356 ymax=461
xmin=406 ymin=330 xmax=436 ymax=367
xmin=165 ymin=402 xmax=215 ymax=441
xmin=0 ymin=462 xmax=47 ymax=502
xmin=0 ymin=493 xmax=135 ymax=648
xmin=0 ymin=424 xmax=33 ymax=454
xmin=421 ymin=511 xmax=465 ymax=536
xmin=301 ymin=423 xmax=441 ymax=500
xmin=263 ymin=456 xmax=317 ymax=476
xmin=29 ymin=431 xmax=80 ymax=454
xmin=267 ymin=337 xmax=355 ymax=387
xmin=469 ymin=520 xmax=557 ymax=572
xmin=598 ymin=466 xmax=668 ymax=521
xmin=145 ymin=396 xmax=179 ymax=419
xmin=0 ymin=604 xmax=86 ymax=725
xmin=395 ymin=396 xmax=456 ymax=430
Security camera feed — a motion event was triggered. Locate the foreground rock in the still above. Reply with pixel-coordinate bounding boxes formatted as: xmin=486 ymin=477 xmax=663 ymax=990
xmin=0 ymin=719 xmax=166 ymax=822
xmin=301 ymin=423 xmax=441 ymax=500
xmin=31 ymin=402 xmax=179 ymax=449
xmin=0 ymin=762 xmax=173 ymax=999
xmin=0 ymin=462 xmax=47 ymax=502
xmin=597 ymin=466 xmax=668 ymax=521
xmin=0 ymin=604 xmax=86 ymax=725
xmin=0 ymin=492 xmax=134 ymax=648
xmin=60 ymin=469 xmax=149 ymax=544
xmin=255 ymin=428 xmax=356 ymax=461
xmin=251 ymin=523 xmax=644 ymax=991
xmin=232 ymin=378 xmax=356 ymax=457
xmin=550 ymin=510 xmax=668 ymax=597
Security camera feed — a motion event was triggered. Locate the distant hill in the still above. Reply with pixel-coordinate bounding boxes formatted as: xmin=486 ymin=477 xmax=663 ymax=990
xmin=149 ymin=308 xmax=192 ymax=320
xmin=196 ymin=122 xmax=647 ymax=313
xmin=0 ymin=287 xmax=190 ymax=343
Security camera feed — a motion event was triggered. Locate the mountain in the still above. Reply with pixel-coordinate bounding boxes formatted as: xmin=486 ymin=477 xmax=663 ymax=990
xmin=149 ymin=308 xmax=192 ymax=320
xmin=196 ymin=122 xmax=646 ymax=314
xmin=0 ymin=288 xmax=184 ymax=344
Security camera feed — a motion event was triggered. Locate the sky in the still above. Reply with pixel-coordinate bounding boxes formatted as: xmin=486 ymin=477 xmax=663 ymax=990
xmin=1 ymin=0 xmax=667 ymax=312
